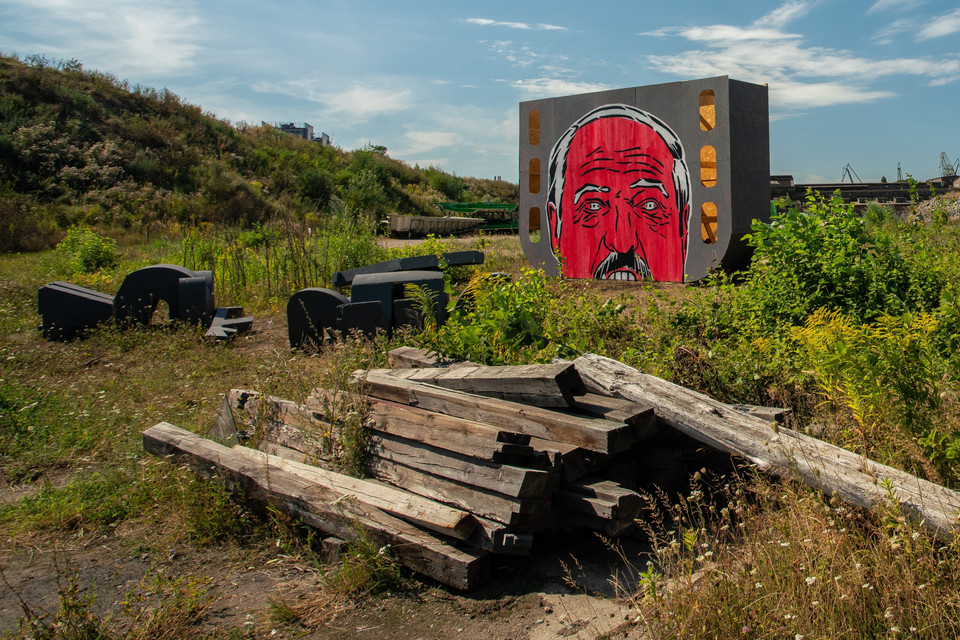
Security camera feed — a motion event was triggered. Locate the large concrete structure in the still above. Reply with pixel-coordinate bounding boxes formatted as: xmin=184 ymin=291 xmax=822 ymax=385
xmin=519 ymin=76 xmax=770 ymax=282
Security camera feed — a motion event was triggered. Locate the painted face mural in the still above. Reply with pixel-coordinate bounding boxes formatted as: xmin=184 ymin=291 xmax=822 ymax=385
xmin=546 ymin=104 xmax=691 ymax=282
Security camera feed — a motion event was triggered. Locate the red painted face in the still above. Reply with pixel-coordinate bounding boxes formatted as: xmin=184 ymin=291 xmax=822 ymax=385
xmin=548 ymin=116 xmax=688 ymax=281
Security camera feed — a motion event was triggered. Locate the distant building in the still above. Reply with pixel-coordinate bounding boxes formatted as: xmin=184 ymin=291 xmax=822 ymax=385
xmin=927 ymin=174 xmax=958 ymax=190
xmin=262 ymin=121 xmax=331 ymax=145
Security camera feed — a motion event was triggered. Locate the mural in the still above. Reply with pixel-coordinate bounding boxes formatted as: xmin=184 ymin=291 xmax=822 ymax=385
xmin=546 ymin=104 xmax=690 ymax=281
xmin=519 ymin=76 xmax=770 ymax=283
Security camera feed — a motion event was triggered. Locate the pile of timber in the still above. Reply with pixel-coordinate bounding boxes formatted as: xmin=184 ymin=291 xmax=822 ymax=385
xmin=143 ymin=349 xmax=664 ymax=589
xmin=143 ymin=348 xmax=960 ymax=590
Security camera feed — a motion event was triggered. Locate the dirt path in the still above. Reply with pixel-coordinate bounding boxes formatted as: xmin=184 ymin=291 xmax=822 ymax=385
xmin=0 ymin=527 xmax=643 ymax=638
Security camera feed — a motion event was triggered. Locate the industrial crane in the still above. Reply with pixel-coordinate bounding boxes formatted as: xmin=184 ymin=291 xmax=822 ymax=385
xmin=939 ymin=152 xmax=960 ymax=177
xmin=840 ymin=163 xmax=862 ymax=183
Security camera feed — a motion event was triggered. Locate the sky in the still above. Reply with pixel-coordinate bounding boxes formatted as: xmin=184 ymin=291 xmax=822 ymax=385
xmin=1 ymin=0 xmax=959 ymax=184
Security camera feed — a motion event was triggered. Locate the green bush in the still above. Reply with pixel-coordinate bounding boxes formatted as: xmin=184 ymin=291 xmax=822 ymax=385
xmin=793 ymin=308 xmax=953 ymax=477
xmin=55 ymin=226 xmax=118 ymax=273
xmin=417 ymin=269 xmax=633 ymax=365
xmin=740 ymin=190 xmax=944 ymax=327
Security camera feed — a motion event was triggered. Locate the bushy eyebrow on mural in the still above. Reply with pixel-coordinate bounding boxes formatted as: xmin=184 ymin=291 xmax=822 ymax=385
xmin=519 ymin=76 xmax=771 ymax=283
xmin=545 ymin=104 xmax=690 ymax=282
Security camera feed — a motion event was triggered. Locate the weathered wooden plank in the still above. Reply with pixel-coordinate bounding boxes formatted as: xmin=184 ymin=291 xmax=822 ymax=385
xmin=227 ymin=388 xmax=324 ymax=432
xmin=524 ymin=437 xmax=610 ymax=483
xmin=467 ymin=516 xmax=534 ymax=556
xmin=232 ymin=390 xmax=554 ymax=496
xmin=260 ymin=422 xmax=330 ymax=463
xmin=357 ymin=370 xmax=637 ymax=454
xmin=377 ymin=362 xmax=586 ymax=408
xmin=369 ymin=433 xmax=555 ymax=499
xmin=310 ymin=389 xmax=535 ymax=459
xmin=573 ymin=353 xmax=960 ymax=542
xmin=143 ymin=422 xmax=489 ymax=589
xmin=388 ymin=346 xmax=442 ymax=369
xmin=208 ymin=396 xmax=241 ymax=445
xmin=224 ymin=389 xmax=333 ymax=462
xmin=260 ymin=441 xmax=309 ymax=464
xmin=732 ymin=404 xmax=792 ymax=423
xmin=367 ymin=457 xmax=551 ymax=528
xmin=568 ymin=393 xmax=658 ymax=436
xmin=565 ymin=476 xmax=644 ymax=508
xmin=233 ymin=446 xmax=477 ymax=540
xmin=559 ymin=507 xmax=638 ymax=537
xmin=554 ymin=477 xmax=642 ymax=536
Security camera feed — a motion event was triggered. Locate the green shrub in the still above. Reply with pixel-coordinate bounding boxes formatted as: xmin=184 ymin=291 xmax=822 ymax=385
xmin=793 ymin=308 xmax=953 ymax=478
xmin=417 ymin=269 xmax=633 ymax=365
xmin=740 ymin=190 xmax=944 ymax=327
xmin=297 ymin=166 xmax=334 ymax=209
xmin=55 ymin=226 xmax=118 ymax=273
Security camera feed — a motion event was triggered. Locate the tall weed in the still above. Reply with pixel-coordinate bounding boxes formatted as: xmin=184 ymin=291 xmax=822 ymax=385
xmin=417 ymin=269 xmax=634 ymax=364
xmin=793 ymin=309 xmax=955 ymax=480
xmin=631 ymin=471 xmax=960 ymax=639
xmin=54 ymin=226 xmax=118 ymax=274
xmin=179 ymin=212 xmax=384 ymax=307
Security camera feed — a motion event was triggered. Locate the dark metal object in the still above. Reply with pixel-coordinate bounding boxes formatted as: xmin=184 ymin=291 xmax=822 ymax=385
xmin=39 ymin=264 xmax=252 ymax=341
xmin=331 ymin=250 xmax=484 ymax=287
xmin=287 ymin=270 xmax=448 ymax=350
xmin=37 ymin=281 xmax=115 ymax=340
xmin=351 ymin=270 xmax=447 ymax=329
xmin=114 ymin=264 xmax=214 ymax=326
xmin=286 ymin=287 xmax=350 ymax=349
xmin=337 ymin=301 xmax=383 ymax=337
xmin=205 ymin=307 xmax=255 ymax=340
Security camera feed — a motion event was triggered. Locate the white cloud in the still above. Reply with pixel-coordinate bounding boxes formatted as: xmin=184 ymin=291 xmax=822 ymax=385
xmin=251 ymin=80 xmax=413 ymax=127
xmin=490 ymin=40 xmax=545 ymax=68
xmin=752 ymin=1 xmax=812 ymax=29
xmin=867 ymin=0 xmax=926 ymax=14
xmin=508 ymin=77 xmax=613 ymax=100
xmin=871 ymin=8 xmax=960 ymax=43
xmin=673 ymin=25 xmax=801 ymax=42
xmin=645 ymin=1 xmax=960 ymax=109
xmin=389 ymin=104 xmax=517 ymax=177
xmin=770 ymin=111 xmax=810 ymax=121
xmin=317 ymin=84 xmax=414 ymax=119
xmin=0 ymin=0 xmax=203 ymax=77
xmin=486 ymin=40 xmax=570 ymax=72
xmin=769 ymin=80 xmax=895 ymax=107
xmin=394 ymin=130 xmax=464 ymax=156
xmin=917 ymin=8 xmax=960 ymax=39
xmin=464 ymin=17 xmax=566 ymax=31
xmin=870 ymin=18 xmax=918 ymax=44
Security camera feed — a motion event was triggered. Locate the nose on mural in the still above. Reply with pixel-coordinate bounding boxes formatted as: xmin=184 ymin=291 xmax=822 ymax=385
xmin=606 ymin=205 xmax=640 ymax=253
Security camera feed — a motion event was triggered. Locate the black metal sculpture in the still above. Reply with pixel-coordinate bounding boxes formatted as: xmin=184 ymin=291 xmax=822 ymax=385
xmin=38 ymin=264 xmax=253 ymax=341
xmin=287 ymin=270 xmax=449 ymax=350
xmin=331 ymin=250 xmax=484 ymax=287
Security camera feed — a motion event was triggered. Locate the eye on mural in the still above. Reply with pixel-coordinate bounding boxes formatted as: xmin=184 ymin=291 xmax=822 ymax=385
xmin=519 ymin=76 xmax=771 ymax=283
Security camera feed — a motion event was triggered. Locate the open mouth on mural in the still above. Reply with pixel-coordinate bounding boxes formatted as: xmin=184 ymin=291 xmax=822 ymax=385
xmin=593 ymin=250 xmax=651 ymax=281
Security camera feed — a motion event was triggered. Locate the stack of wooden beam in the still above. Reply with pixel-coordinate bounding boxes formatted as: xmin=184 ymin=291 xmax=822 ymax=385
xmin=143 ymin=348 xmax=659 ymax=589
xmin=144 ymin=347 xmax=960 ymax=588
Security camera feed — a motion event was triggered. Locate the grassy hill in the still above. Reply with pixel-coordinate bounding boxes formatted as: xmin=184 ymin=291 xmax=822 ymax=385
xmin=0 ymin=54 xmax=518 ymax=252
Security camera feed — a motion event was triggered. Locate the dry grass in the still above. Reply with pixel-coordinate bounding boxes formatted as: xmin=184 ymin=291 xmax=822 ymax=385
xmin=624 ymin=468 xmax=960 ymax=639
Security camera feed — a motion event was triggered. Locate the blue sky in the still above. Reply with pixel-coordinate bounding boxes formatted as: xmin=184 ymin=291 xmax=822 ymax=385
xmin=2 ymin=0 xmax=959 ymax=184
